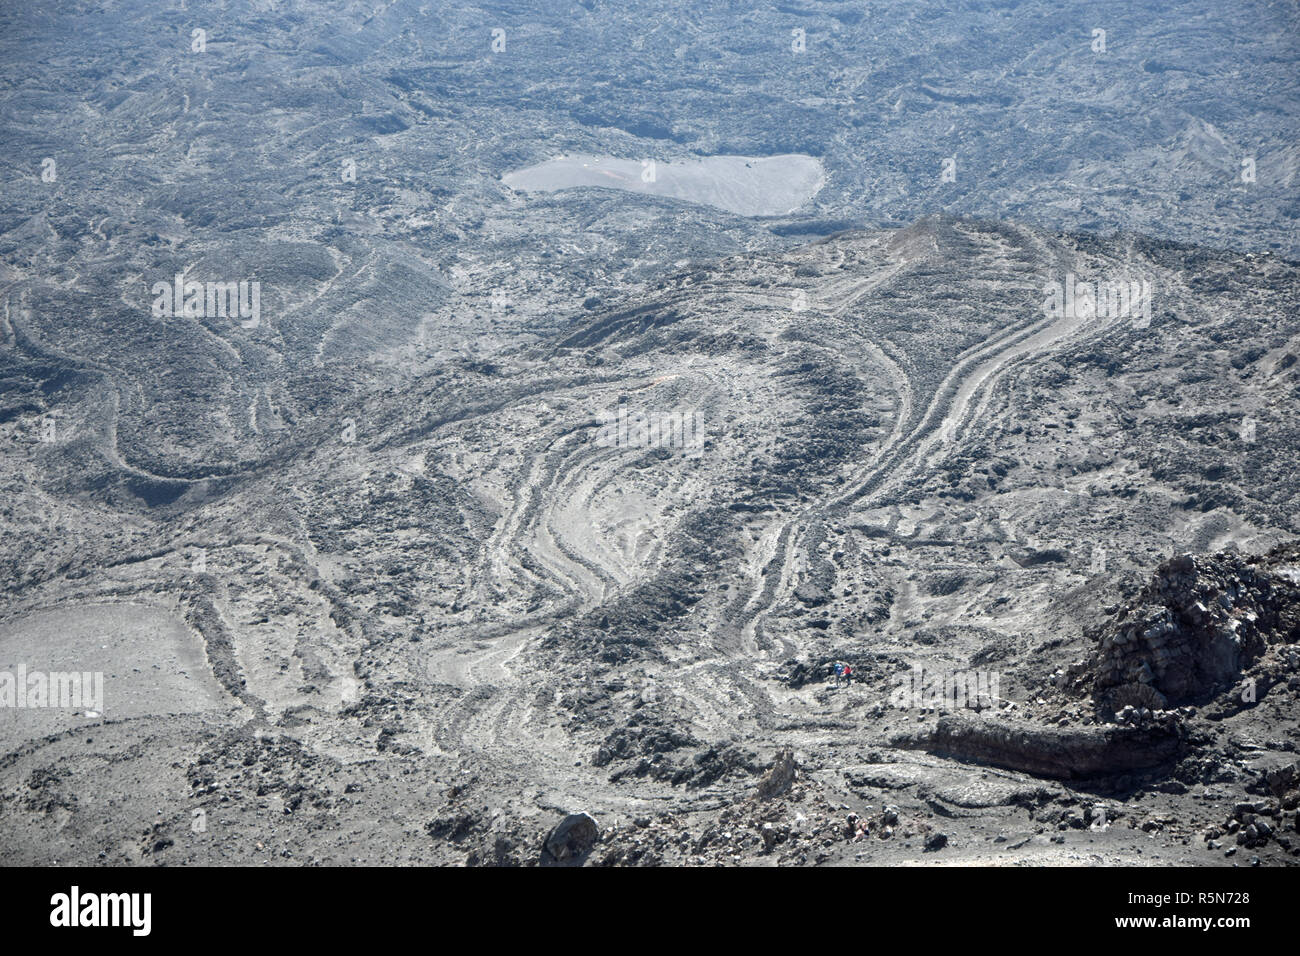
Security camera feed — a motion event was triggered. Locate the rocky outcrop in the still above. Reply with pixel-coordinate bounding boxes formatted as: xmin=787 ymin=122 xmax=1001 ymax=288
xmin=756 ymin=748 xmax=798 ymax=800
xmin=1088 ymin=547 xmax=1300 ymax=708
xmin=892 ymin=715 xmax=1184 ymax=780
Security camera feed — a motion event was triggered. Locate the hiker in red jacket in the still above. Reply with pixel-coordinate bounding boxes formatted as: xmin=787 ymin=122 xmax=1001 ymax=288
xmin=841 ymin=663 xmax=853 ymax=687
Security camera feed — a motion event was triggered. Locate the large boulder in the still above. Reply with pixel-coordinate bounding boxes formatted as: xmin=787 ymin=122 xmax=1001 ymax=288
xmin=541 ymin=812 xmax=600 ymax=864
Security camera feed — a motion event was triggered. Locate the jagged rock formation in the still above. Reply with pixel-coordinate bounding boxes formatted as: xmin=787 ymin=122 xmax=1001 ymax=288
xmin=893 ymin=548 xmax=1300 ymax=788
xmin=756 ymin=748 xmax=798 ymax=800
xmin=1087 ymin=547 xmax=1300 ymax=708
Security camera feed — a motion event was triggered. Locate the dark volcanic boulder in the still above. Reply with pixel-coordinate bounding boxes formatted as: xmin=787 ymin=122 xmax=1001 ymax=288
xmin=541 ymin=812 xmax=600 ymax=864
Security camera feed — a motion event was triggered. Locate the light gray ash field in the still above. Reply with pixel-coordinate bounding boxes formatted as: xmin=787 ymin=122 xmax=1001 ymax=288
xmin=0 ymin=0 xmax=1298 ymax=866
